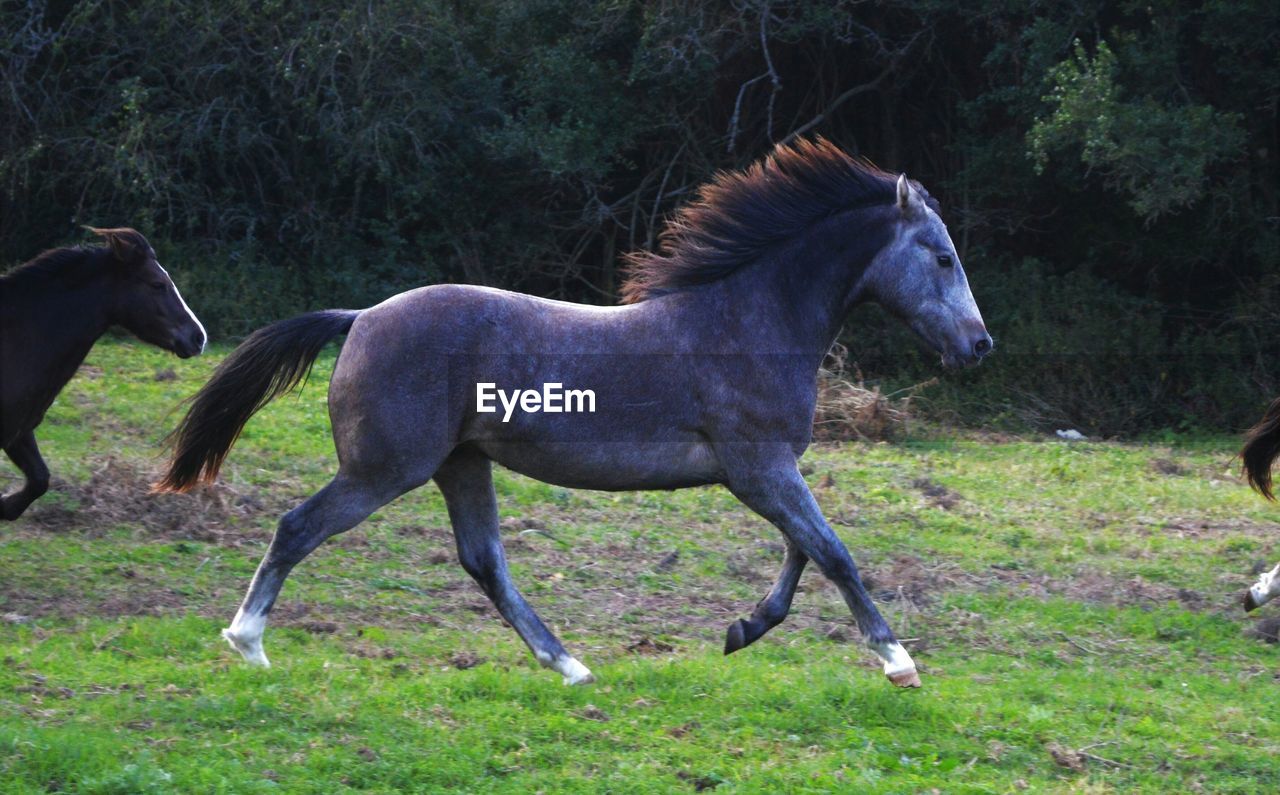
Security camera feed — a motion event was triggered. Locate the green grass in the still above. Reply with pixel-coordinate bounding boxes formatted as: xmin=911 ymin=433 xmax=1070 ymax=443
xmin=1 ymin=338 xmax=1277 ymax=793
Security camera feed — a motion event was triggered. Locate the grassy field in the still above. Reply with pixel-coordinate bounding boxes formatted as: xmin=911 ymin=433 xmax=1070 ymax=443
xmin=1 ymin=338 xmax=1277 ymax=793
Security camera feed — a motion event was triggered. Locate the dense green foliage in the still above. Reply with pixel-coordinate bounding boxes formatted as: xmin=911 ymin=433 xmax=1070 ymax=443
xmin=3 ymin=1 xmax=1277 ymax=432
xmin=2 ymin=340 xmax=1279 ymax=792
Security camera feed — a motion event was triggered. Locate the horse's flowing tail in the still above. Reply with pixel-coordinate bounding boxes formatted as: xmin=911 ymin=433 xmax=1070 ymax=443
xmin=153 ymin=309 xmax=360 ymax=493
xmin=1241 ymin=397 xmax=1280 ymax=501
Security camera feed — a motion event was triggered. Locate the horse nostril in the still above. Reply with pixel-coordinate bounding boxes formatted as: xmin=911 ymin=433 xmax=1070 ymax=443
xmin=973 ymin=337 xmax=992 ymax=358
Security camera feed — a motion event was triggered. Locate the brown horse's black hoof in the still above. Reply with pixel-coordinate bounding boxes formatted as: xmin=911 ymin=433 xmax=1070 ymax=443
xmin=1 ymin=497 xmax=24 ymax=521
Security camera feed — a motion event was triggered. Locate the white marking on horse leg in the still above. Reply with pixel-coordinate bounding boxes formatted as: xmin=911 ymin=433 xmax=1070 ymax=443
xmin=870 ymin=641 xmax=920 ymax=687
xmin=536 ymin=650 xmax=595 ymax=685
xmin=1246 ymin=562 xmax=1280 ymax=611
xmin=222 ymin=610 xmax=270 ymax=667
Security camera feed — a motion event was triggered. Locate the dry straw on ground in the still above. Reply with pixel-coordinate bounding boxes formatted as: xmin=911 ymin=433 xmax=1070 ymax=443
xmin=812 ymin=343 xmax=934 ymax=442
xmin=23 ymin=456 xmax=282 ymax=544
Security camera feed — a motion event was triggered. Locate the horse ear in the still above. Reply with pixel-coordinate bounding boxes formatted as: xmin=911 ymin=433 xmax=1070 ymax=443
xmin=85 ymin=226 xmax=151 ymax=265
xmin=896 ymin=174 xmax=924 ymax=219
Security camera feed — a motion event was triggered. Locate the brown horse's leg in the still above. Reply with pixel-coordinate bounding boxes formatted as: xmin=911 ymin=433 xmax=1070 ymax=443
xmin=1 ymin=431 xmax=50 ymax=521
xmin=724 ymin=542 xmax=806 ymax=654
xmin=434 ymin=447 xmax=593 ymax=685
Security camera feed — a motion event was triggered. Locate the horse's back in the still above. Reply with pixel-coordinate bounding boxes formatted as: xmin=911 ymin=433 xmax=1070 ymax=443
xmin=352 ymin=283 xmax=660 ymax=355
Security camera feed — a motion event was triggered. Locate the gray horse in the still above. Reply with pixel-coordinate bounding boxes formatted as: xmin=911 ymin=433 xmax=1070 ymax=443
xmin=157 ymin=139 xmax=991 ymax=688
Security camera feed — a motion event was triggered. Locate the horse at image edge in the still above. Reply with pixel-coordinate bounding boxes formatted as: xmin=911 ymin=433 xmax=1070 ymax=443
xmin=0 ymin=228 xmax=206 ymax=520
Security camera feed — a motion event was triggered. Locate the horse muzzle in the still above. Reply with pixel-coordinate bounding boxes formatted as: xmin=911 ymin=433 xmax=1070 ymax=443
xmin=171 ymin=328 xmax=206 ymax=359
xmin=942 ymin=330 xmax=994 ymax=369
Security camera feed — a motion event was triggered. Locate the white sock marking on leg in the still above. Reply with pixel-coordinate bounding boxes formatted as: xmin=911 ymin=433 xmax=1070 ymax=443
xmin=1250 ymin=563 xmax=1280 ymax=609
xmin=539 ymin=654 xmax=594 ymax=685
xmin=223 ymin=610 xmax=270 ymax=667
xmin=870 ymin=641 xmax=916 ymax=677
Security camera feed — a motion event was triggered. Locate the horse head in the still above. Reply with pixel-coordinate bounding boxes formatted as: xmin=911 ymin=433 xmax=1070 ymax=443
xmin=90 ymin=227 xmax=206 ymax=359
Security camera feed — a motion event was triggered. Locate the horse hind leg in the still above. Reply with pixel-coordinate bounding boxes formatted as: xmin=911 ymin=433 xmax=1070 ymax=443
xmin=434 ymin=448 xmax=594 ymax=685
xmin=223 ymin=471 xmax=413 ymax=666
xmin=725 ymin=542 xmax=806 ymax=654
xmin=1244 ymin=561 xmax=1280 ymax=612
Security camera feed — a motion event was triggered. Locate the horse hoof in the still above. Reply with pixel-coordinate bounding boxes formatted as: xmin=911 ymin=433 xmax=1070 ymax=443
xmin=1244 ymin=590 xmax=1260 ymax=612
xmin=724 ymin=620 xmax=749 ymax=655
xmin=564 ymin=671 xmax=596 ymax=686
xmin=222 ymin=627 xmax=271 ymax=668
xmin=553 ymin=655 xmax=595 ymax=686
xmin=1 ymin=497 xmax=25 ymax=521
xmin=887 ymin=669 xmax=921 ymax=688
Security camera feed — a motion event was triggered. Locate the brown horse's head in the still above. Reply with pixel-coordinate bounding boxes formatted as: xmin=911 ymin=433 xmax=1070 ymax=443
xmin=88 ymin=227 xmax=206 ymax=358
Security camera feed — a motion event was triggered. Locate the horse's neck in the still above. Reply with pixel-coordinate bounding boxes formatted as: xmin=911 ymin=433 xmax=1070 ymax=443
xmin=5 ymin=282 xmax=110 ymax=410
xmin=701 ymin=226 xmax=872 ymax=362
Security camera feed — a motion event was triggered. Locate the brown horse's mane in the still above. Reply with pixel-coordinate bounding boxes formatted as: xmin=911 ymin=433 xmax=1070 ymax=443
xmin=3 ymin=228 xmax=149 ymax=292
xmin=1 ymin=245 xmax=107 ymax=291
xmin=620 ymin=137 xmax=935 ymax=304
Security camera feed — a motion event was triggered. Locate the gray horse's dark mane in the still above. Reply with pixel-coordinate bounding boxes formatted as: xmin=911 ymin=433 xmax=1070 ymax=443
xmin=1 ymin=245 xmax=106 ymax=291
xmin=621 ymin=137 xmax=933 ymax=304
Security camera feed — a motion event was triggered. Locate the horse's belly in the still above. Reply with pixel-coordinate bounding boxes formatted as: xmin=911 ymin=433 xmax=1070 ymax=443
xmin=477 ymin=440 xmax=724 ymax=491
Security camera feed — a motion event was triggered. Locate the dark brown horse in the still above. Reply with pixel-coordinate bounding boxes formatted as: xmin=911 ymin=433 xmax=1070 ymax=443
xmin=1241 ymin=397 xmax=1280 ymax=610
xmin=158 ymin=139 xmax=991 ymax=687
xmin=0 ymin=227 xmax=206 ymax=520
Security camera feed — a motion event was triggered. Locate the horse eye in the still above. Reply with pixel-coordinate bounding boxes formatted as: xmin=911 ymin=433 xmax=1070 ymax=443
xmin=937 ymin=254 xmax=953 ymax=268
xmin=150 ymin=282 xmax=167 ymax=291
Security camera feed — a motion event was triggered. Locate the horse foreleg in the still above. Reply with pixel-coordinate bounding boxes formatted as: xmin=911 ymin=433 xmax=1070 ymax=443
xmin=224 ymin=472 xmax=402 ymax=666
xmin=435 ymin=448 xmax=594 ymax=685
xmin=1 ymin=431 xmax=50 ymax=521
xmin=724 ymin=542 xmax=806 ymax=654
xmin=1244 ymin=561 xmax=1280 ymax=612
xmin=725 ymin=454 xmax=919 ymax=687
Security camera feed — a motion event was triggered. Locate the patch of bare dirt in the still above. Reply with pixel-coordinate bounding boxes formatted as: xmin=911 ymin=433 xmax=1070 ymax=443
xmin=0 ymin=577 xmax=189 ymax=621
xmin=1132 ymin=517 xmax=1279 ymax=540
xmin=1150 ymin=457 xmax=1187 ymax=476
xmin=1245 ymin=617 xmax=1280 ymax=644
xmin=625 ymin=637 xmax=674 ymax=655
xmin=675 ymin=770 xmax=721 ymax=791
xmin=576 ymin=704 xmax=609 ymax=722
xmin=985 ymin=565 xmax=1218 ymax=612
xmin=654 ymin=550 xmax=679 ymax=571
xmin=911 ymin=477 xmax=963 ymax=510
xmin=21 ymin=456 xmax=284 ymax=545
xmin=862 ymin=555 xmax=966 ymax=607
xmin=723 ymin=545 xmax=773 ymax=585
xmin=94 ymin=588 xmax=188 ymax=618
xmin=1046 ymin=741 xmax=1086 ymax=773
xmin=300 ymin=621 xmax=340 ymax=634
xmin=449 ymin=651 xmax=484 ymax=669
xmin=349 ymin=643 xmax=398 ymax=660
